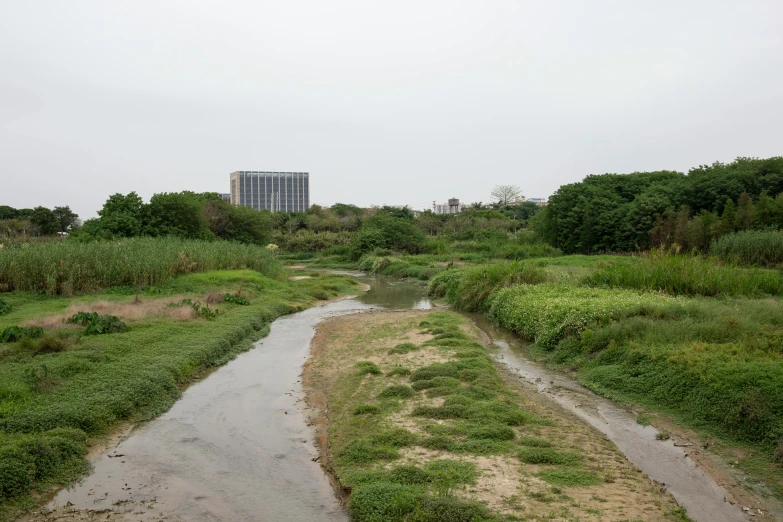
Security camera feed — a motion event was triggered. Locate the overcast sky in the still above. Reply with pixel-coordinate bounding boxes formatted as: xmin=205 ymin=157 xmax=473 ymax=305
xmin=1 ymin=1 xmax=782 ymax=219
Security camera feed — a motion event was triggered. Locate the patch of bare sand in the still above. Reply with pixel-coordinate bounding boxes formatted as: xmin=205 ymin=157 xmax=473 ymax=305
xmin=305 ymin=309 xmax=687 ymax=521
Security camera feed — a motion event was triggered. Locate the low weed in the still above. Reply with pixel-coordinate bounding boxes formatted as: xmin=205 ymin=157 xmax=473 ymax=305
xmin=386 ymin=366 xmax=411 ymax=377
xmin=66 ymin=311 xmax=128 ymax=335
xmin=353 ymin=404 xmax=381 ymax=415
xmin=355 ymin=361 xmax=382 ymax=376
xmin=518 ymin=436 xmax=553 ymax=448
xmin=171 ymin=299 xmax=219 ymax=320
xmin=222 ymin=293 xmax=250 ymax=305
xmin=376 ymin=385 xmax=415 ymax=399
xmin=0 ymin=299 xmax=10 ymax=316
xmin=388 ymin=342 xmax=420 ymax=355
xmin=636 ymin=414 xmax=652 ymax=426
xmin=537 ymin=469 xmax=602 ymax=487
xmin=518 ymin=447 xmax=580 ymax=465
xmin=0 ymin=326 xmax=44 ymax=343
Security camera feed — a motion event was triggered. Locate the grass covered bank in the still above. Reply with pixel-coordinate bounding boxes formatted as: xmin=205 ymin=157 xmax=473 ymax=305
xmin=428 ymin=260 xmax=783 ymax=502
xmin=0 ymin=269 xmax=361 ymax=519
xmin=304 ymin=310 xmax=686 ymax=521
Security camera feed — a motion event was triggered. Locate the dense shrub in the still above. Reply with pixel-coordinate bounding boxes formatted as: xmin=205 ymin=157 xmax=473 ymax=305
xmin=273 ymin=230 xmax=352 ymax=253
xmin=351 ymin=215 xmax=427 ymax=259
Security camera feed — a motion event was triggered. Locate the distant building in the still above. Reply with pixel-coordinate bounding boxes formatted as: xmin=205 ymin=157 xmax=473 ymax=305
xmin=218 ymin=193 xmax=231 ymax=203
xmin=528 ymin=198 xmax=548 ymax=206
xmin=229 ymin=171 xmax=310 ymax=212
xmin=433 ymin=198 xmax=464 ymax=215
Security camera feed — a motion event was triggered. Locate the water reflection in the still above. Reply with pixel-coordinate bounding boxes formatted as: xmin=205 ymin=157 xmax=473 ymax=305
xmin=355 ymin=274 xmax=432 ymax=310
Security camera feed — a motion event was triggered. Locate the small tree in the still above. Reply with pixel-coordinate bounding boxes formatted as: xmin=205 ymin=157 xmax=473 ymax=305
xmin=490 ymin=185 xmax=523 ymax=206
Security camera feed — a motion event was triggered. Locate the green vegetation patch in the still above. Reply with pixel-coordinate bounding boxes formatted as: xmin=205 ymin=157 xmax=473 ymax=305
xmin=518 ymin=436 xmax=553 ymax=448
xmin=66 ymin=312 xmax=128 ymax=335
xmin=355 ymin=361 xmax=382 ymax=376
xmin=489 ymin=283 xmax=677 ymax=349
xmin=388 ymin=342 xmax=420 ymax=355
xmin=376 ymin=385 xmax=415 ymax=399
xmin=353 ymin=404 xmax=382 ymax=415
xmin=584 ymin=252 xmax=783 ymax=297
xmin=518 ymin=447 xmax=581 ymax=465
xmin=712 ymin=230 xmax=783 ymax=268
xmin=0 ymin=300 xmax=10 ymax=316
xmin=537 ymin=468 xmax=602 ymax=487
xmin=428 ymin=261 xmax=549 ymax=312
xmin=386 ymin=366 xmax=411 ymax=377
xmin=0 ymin=237 xmax=283 ymax=296
xmin=0 ymin=326 xmax=44 ymax=344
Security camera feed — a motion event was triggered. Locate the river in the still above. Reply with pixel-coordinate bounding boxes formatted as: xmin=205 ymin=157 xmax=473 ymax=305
xmin=42 ymin=273 xmax=748 ymax=522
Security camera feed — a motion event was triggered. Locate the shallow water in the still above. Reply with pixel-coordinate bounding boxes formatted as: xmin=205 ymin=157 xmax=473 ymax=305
xmin=47 ymin=275 xmax=746 ymax=522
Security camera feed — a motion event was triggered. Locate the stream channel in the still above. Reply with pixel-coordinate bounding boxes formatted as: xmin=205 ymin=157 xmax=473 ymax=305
xmin=45 ymin=273 xmax=747 ymax=522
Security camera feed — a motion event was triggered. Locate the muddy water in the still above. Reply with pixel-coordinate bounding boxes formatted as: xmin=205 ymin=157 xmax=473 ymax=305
xmin=467 ymin=313 xmax=748 ymax=522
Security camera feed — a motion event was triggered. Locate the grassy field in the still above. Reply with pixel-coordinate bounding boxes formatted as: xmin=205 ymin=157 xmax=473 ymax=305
xmin=0 ymin=269 xmax=360 ymax=519
xmin=305 ymin=310 xmax=688 ymax=521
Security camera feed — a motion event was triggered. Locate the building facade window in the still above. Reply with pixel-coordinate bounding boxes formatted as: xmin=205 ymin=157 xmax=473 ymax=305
xmin=229 ymin=171 xmax=310 ymax=212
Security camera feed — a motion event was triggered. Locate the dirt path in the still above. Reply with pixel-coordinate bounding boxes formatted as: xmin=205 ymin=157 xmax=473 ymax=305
xmin=303 ymin=309 xmax=689 ymax=521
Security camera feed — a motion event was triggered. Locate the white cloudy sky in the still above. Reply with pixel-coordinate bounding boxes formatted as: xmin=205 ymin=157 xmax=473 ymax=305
xmin=1 ymin=0 xmax=782 ymax=218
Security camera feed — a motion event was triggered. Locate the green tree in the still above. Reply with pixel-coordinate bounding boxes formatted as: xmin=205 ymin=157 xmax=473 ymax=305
xmin=52 ymin=206 xmax=79 ymax=233
xmin=149 ymin=192 xmax=212 ymax=239
xmin=224 ymin=205 xmax=273 ymax=245
xmin=734 ymin=192 xmax=755 ymax=231
xmin=754 ymin=190 xmax=774 ymax=228
xmin=96 ymin=192 xmax=151 ymax=238
xmin=29 ymin=206 xmax=58 ymax=235
xmin=351 ymin=214 xmax=426 ymax=259
xmin=719 ymin=198 xmax=737 ymax=235
xmin=330 ymin=203 xmax=362 ymax=217
xmin=0 ymin=206 xmax=17 ymax=220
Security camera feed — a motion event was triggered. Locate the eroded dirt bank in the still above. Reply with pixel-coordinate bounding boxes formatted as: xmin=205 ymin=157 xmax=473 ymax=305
xmin=303 ymin=309 xmax=689 ymax=521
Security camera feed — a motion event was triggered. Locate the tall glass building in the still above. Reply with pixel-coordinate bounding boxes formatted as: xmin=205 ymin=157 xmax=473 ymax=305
xmin=229 ymin=171 xmax=310 ymax=212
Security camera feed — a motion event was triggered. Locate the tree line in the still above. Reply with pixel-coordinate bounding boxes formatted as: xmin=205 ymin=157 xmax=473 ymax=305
xmin=0 ymin=205 xmax=79 ymax=238
xmin=533 ymin=156 xmax=783 ymax=254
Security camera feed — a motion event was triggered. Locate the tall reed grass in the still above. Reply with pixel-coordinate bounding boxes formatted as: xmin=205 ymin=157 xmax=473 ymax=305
xmin=583 ymin=251 xmax=783 ymax=297
xmin=0 ymin=238 xmax=282 ymax=295
xmin=711 ymin=230 xmax=783 ymax=267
